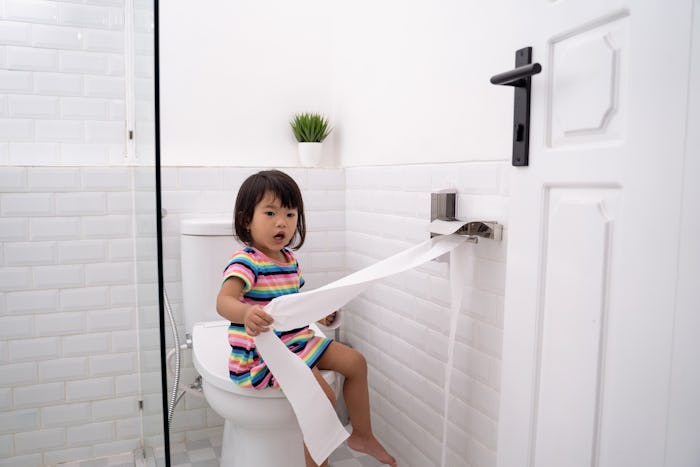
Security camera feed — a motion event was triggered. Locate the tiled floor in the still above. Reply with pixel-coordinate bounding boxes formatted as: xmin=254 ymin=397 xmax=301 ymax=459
xmin=62 ymin=426 xmax=381 ymax=467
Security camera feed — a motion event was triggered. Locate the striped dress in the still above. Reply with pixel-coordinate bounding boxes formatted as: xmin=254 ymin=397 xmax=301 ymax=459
xmin=223 ymin=246 xmax=331 ymax=389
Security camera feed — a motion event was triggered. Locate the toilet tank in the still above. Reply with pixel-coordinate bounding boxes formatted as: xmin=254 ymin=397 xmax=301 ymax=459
xmin=180 ymin=218 xmax=241 ymax=332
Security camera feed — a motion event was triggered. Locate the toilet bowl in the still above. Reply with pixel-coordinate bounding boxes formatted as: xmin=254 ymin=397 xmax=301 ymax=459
xmin=192 ymin=319 xmax=338 ymax=466
xmin=181 ymin=219 xmax=341 ymax=466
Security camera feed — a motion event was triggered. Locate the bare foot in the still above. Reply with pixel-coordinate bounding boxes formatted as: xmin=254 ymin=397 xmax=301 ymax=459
xmin=347 ymin=433 xmax=397 ymax=466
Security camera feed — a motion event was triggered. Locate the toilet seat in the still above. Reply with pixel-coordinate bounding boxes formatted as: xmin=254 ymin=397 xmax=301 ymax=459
xmin=192 ymin=320 xmax=336 ymax=398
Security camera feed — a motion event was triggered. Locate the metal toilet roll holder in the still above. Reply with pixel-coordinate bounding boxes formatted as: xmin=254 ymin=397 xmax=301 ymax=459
xmin=430 ymin=190 xmax=503 ymax=242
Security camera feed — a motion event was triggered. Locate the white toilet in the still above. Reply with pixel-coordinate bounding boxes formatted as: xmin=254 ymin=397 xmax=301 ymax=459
xmin=180 ymin=218 xmax=338 ymax=467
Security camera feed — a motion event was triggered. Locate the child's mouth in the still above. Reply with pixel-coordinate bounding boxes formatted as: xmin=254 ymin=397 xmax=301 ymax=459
xmin=274 ymin=233 xmax=285 ymax=242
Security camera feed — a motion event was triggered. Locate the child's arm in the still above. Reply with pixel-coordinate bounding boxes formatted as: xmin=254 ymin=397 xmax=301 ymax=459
xmin=216 ymin=278 xmax=273 ymax=335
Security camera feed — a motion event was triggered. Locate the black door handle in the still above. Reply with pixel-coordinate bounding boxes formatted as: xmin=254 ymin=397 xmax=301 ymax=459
xmin=490 ymin=62 xmax=542 ymax=87
xmin=490 ymin=47 xmax=542 ymax=166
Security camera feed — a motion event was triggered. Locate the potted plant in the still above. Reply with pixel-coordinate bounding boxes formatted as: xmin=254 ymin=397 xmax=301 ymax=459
xmin=290 ymin=112 xmax=332 ymax=167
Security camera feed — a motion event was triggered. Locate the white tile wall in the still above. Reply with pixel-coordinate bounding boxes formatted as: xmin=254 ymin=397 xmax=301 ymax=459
xmin=0 ymin=166 xmax=158 ymax=466
xmin=0 ymin=0 xmax=138 ymax=168
xmin=344 ymin=163 xmax=508 ymax=467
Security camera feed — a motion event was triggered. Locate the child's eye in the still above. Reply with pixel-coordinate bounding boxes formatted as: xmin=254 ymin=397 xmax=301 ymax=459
xmin=287 ymin=212 xmax=296 ymax=218
xmin=265 ymin=211 xmax=275 ymax=217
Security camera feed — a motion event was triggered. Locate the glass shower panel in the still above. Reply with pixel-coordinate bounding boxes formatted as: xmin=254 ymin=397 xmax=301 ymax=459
xmin=132 ymin=0 xmax=168 ymax=464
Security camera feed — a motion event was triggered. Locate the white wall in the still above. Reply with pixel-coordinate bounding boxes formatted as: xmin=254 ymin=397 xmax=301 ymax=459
xmin=332 ymin=1 xmax=515 ymax=166
xmin=159 ymin=0 xmax=335 ymax=167
xmin=159 ymin=1 xmax=517 ymax=168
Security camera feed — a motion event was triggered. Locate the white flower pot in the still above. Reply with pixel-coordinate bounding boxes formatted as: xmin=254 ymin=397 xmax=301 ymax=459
xmin=298 ymin=142 xmax=323 ymax=167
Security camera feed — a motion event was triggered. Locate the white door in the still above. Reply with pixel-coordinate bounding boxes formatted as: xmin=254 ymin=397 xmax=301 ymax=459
xmin=498 ymin=1 xmax=695 ymax=467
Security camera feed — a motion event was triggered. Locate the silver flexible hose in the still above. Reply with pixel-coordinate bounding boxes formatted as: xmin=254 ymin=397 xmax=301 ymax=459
xmin=163 ymin=288 xmax=181 ymax=428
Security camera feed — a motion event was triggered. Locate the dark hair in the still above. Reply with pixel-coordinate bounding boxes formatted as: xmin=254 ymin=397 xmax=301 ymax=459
xmin=233 ymin=170 xmax=306 ymax=250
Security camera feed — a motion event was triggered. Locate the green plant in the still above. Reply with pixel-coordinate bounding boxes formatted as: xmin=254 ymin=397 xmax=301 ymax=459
xmin=290 ymin=113 xmax=332 ymax=143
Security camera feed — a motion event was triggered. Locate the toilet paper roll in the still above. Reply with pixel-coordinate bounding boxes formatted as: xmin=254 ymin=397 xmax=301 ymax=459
xmin=255 ymin=221 xmax=470 ymax=464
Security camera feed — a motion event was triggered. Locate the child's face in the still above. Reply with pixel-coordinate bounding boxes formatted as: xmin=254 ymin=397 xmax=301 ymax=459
xmin=247 ymin=191 xmax=299 ymax=260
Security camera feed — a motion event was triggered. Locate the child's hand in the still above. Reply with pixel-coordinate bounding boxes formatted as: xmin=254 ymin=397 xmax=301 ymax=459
xmin=244 ymin=305 xmax=273 ymax=336
xmin=317 ymin=311 xmax=337 ymax=327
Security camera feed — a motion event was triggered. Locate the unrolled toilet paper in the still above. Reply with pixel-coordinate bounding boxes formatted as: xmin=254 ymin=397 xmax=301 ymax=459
xmin=255 ymin=220 xmax=472 ymax=464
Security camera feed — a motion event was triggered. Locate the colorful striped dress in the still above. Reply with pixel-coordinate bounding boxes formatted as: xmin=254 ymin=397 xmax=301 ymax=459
xmin=223 ymin=246 xmax=331 ymax=389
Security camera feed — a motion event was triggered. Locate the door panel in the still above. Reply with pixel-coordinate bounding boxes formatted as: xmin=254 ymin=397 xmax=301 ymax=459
xmin=498 ymin=1 xmax=694 ymax=466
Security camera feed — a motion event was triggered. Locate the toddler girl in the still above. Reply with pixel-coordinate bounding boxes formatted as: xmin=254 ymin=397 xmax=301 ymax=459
xmin=216 ymin=169 xmax=397 ymax=467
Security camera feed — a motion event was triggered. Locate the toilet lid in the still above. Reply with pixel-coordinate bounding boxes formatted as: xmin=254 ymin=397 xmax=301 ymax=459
xmin=191 ymin=320 xmax=335 ymax=398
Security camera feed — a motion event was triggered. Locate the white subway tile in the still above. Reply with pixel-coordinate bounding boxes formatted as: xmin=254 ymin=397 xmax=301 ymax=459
xmin=0 ymin=409 xmax=39 ymax=435
xmin=475 ymin=258 xmax=506 ymax=294
xmin=0 ymin=118 xmax=33 ymax=141
xmin=58 ymin=239 xmax=108 ymax=263
xmin=84 ymin=261 xmax=132 ymax=285
xmin=0 ymin=362 xmax=37 ymax=386
xmin=5 ymin=289 xmax=58 ymax=315
xmin=109 ymin=284 xmax=135 ymax=307
xmin=0 ymin=70 xmax=32 ymax=93
xmin=66 ymin=420 xmax=114 ymax=446
xmin=108 ymin=52 xmax=125 ymax=76
xmin=106 ymin=191 xmax=132 ymax=213
xmin=5 ymin=241 xmax=56 ymax=265
xmin=9 ymin=337 xmax=59 ymax=362
xmin=34 ymin=311 xmax=85 ymax=336
xmin=13 ymin=381 xmax=64 ymax=408
xmin=90 ymin=353 xmax=138 ymax=378
xmin=30 ymin=217 xmax=81 ymax=240
xmin=0 ymin=267 xmax=32 ymax=292
xmin=33 ymin=71 xmax=82 ymax=96
xmin=306 ymin=169 xmax=345 ymax=190
xmin=32 ymin=24 xmax=83 ymax=50
xmin=60 ymin=97 xmax=109 ymax=119
xmin=108 ymin=238 xmax=134 ymax=261
xmin=55 ymin=192 xmax=106 ymax=215
xmin=87 ymin=308 xmax=135 ymax=332
xmin=8 ymin=142 xmax=60 ymax=165
xmin=59 ymin=286 xmax=108 ymax=311
xmin=85 ymin=120 xmax=124 ymax=143
xmin=0 ymin=20 xmax=32 ymax=45
xmin=110 ymin=7 xmax=126 ymax=31
xmin=0 ymin=167 xmax=25 ymax=192
xmin=14 ymin=428 xmax=66 ymax=454
xmin=114 ymin=373 xmax=138 ymax=397
xmin=92 ymin=439 xmax=140 ymax=459
xmin=42 ymin=403 xmax=91 ymax=428
xmin=35 ymin=119 xmax=83 ymax=142
xmin=81 ymin=167 xmax=130 ymax=190
xmin=42 ymin=447 xmax=92 ymax=466
xmin=177 ymin=167 xmax=223 ymax=190
xmin=8 ymin=94 xmax=58 ymax=118
xmin=0 ymin=219 xmax=28 ymax=241
xmin=5 ymin=0 xmax=59 ymax=24
xmin=82 ymin=214 xmax=131 ymax=238
xmin=27 ymin=167 xmax=80 ymax=191
xmin=60 ymin=142 xmax=111 ymax=164
xmin=84 ymin=29 xmax=123 ymax=52
xmin=65 ymin=376 xmax=114 ymax=401
xmin=110 ymin=329 xmax=136 ymax=352
xmin=0 ymin=316 xmax=34 ymax=339
xmin=84 ymin=75 xmax=124 ymax=99
xmin=0 ymin=394 xmax=12 ymax=412
xmin=58 ymin=50 xmax=109 ymax=74
xmin=59 ymin=3 xmax=110 ymax=29
xmin=6 ymin=46 xmax=58 ymax=71
xmin=38 ymin=357 xmax=88 ymax=382
xmin=92 ymin=396 xmax=138 ymax=420
xmin=61 ymin=332 xmax=109 ymax=356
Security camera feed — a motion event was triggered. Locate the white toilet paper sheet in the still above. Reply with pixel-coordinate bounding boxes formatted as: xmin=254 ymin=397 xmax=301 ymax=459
xmin=255 ymin=225 xmax=470 ymax=464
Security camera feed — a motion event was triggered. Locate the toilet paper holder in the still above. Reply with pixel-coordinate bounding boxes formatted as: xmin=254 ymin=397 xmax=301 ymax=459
xmin=430 ymin=190 xmax=502 ymax=242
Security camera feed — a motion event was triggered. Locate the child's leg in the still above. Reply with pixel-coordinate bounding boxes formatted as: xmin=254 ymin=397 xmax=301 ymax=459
xmin=317 ymin=342 xmax=397 ymax=467
xmin=303 ymin=367 xmax=335 ymax=467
